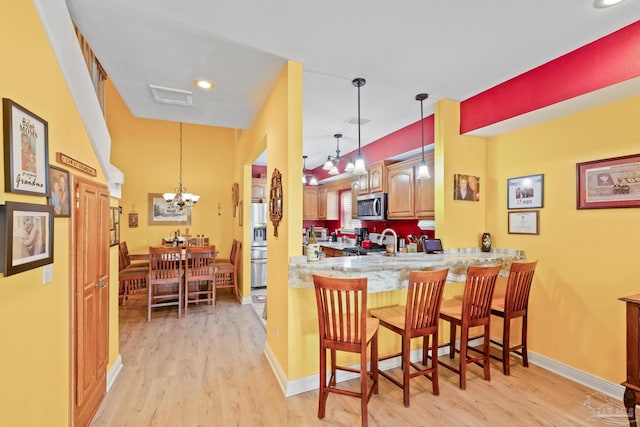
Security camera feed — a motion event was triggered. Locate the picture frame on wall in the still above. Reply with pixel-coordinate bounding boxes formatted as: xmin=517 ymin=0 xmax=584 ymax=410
xmin=148 ymin=193 xmax=192 ymax=226
xmin=508 ymin=210 xmax=540 ymax=235
xmin=2 ymin=98 xmax=49 ymax=196
xmin=576 ymin=153 xmax=640 ymax=209
xmin=110 ymin=207 xmax=120 ymax=246
xmin=48 ymin=165 xmax=70 ymax=217
xmin=0 ymin=201 xmax=54 ymax=276
xmin=453 ymin=174 xmax=480 ymax=201
xmin=507 ymin=174 xmax=544 ymax=209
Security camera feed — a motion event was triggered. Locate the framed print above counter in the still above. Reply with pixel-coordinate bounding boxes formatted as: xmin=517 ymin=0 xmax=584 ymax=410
xmin=507 ymin=174 xmax=544 ymax=209
xmin=508 ymin=210 xmax=539 ymax=235
xmin=576 ymin=153 xmax=640 ymax=209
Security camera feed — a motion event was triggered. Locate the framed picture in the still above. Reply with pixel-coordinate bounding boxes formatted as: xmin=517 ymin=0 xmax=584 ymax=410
xmin=110 ymin=207 xmax=120 ymax=246
xmin=48 ymin=165 xmax=70 ymax=217
xmin=0 ymin=201 xmax=54 ymax=276
xmin=148 ymin=193 xmax=192 ymax=226
xmin=576 ymin=154 xmax=640 ymax=209
xmin=2 ymin=98 xmax=49 ymax=196
xmin=128 ymin=212 xmax=138 ymax=228
xmin=507 ymin=174 xmax=544 ymax=209
xmin=508 ymin=210 xmax=540 ymax=235
xmin=453 ymin=174 xmax=480 ymax=201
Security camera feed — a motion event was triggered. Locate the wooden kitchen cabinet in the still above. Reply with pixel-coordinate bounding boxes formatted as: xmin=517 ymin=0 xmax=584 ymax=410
xmin=303 ymin=187 xmax=318 ymax=220
xmin=415 ymin=154 xmax=435 ymax=218
xmin=387 ymin=160 xmax=416 ymax=219
xmin=357 ymin=161 xmax=393 ymax=195
xmin=251 ymin=178 xmax=267 ymax=202
xmin=351 ymin=180 xmax=360 ymax=219
xmin=320 ymin=245 xmax=344 ymax=257
xmin=317 ymin=186 xmax=338 ymax=220
xmin=386 ymin=154 xmax=435 ymax=219
xmin=317 ymin=188 xmax=327 ymax=219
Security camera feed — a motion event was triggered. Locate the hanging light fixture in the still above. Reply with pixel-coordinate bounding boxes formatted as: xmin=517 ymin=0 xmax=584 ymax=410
xmin=302 ymin=155 xmax=308 ymax=184
xmin=163 ymin=123 xmax=200 ymax=211
xmin=328 ymin=133 xmax=343 ymax=175
xmin=352 ymin=77 xmax=367 ymax=175
xmin=415 ymin=93 xmax=431 ymax=180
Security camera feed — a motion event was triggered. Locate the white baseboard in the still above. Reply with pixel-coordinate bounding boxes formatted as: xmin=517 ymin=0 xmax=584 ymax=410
xmin=266 ymin=338 xmax=623 ymax=401
xmin=106 ymin=354 xmax=122 ymax=392
xmin=241 ymin=296 xmax=252 ymax=305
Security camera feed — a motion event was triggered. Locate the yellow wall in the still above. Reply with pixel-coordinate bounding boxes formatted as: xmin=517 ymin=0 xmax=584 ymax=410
xmin=0 ymin=1 xmax=110 ymax=425
xmin=235 ymin=61 xmax=304 ymax=377
xmin=107 ymin=82 xmax=238 ymax=260
xmin=484 ymin=95 xmax=640 ymax=383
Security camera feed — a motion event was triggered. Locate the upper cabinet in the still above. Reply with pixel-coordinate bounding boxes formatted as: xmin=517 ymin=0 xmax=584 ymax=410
xmin=357 ymin=161 xmax=393 ymax=195
xmin=303 ymin=187 xmax=318 ymax=220
xmin=386 ymin=154 xmax=435 ymax=219
xmin=251 ymin=178 xmax=267 ymax=202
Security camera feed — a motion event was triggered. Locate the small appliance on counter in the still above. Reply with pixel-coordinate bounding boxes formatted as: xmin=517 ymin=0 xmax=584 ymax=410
xmin=354 ymin=227 xmax=369 ymax=246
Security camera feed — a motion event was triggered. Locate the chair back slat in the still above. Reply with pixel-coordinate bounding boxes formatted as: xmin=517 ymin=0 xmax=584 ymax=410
xmin=406 ymin=269 xmax=448 ymax=333
xmin=185 ymin=245 xmax=216 ymax=282
xmin=149 ymin=246 xmax=183 ymax=281
xmin=505 ymin=261 xmax=537 ymax=315
xmin=314 ymin=275 xmax=367 ymax=348
xmin=462 ymin=265 xmax=501 ymax=323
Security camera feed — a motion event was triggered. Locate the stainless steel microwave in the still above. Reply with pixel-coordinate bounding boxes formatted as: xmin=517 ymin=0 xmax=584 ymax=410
xmin=356 ymin=193 xmax=387 ymax=220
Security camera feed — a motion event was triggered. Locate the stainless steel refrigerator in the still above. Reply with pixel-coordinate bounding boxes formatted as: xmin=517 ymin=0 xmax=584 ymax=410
xmin=250 ymin=203 xmax=267 ymax=288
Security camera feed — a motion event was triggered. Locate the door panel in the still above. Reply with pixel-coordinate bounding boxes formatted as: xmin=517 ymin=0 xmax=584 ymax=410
xmin=74 ymin=179 xmax=109 ymax=427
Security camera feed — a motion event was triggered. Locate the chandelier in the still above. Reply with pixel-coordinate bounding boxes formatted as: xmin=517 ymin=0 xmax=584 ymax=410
xmin=321 ymin=133 xmax=355 ymax=175
xmin=163 ymin=123 xmax=200 ymax=211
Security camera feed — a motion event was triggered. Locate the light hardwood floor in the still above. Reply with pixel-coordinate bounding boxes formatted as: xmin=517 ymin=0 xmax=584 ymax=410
xmin=91 ymin=292 xmax=623 ymax=426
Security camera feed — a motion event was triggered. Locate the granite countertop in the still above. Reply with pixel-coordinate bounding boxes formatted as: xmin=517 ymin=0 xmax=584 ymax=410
xmin=289 ymin=248 xmax=526 ymax=292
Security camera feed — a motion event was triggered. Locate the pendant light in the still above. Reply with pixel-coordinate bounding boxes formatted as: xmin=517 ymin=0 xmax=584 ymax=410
xmin=302 ymin=155 xmax=308 ymax=184
xmin=352 ymin=77 xmax=367 ymax=175
xmin=328 ymin=133 xmax=342 ymax=175
xmin=415 ymin=93 xmax=431 ymax=180
xmin=162 ymin=122 xmax=200 ymax=211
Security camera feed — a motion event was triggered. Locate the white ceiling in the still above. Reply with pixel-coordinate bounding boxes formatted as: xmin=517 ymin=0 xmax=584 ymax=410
xmin=65 ymin=0 xmax=640 ymax=169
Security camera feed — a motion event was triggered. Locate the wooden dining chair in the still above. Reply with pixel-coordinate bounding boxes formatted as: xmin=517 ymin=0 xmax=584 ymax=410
xmin=490 ymin=260 xmax=538 ymax=375
xmin=370 ymin=268 xmax=448 ymax=407
xmin=215 ymin=240 xmax=241 ymax=302
xmin=313 ymin=274 xmax=378 ymax=427
xmin=118 ymin=242 xmax=148 ymax=306
xmin=147 ymin=246 xmax=183 ymax=321
xmin=438 ymin=264 xmax=501 ymax=390
xmin=184 ymin=245 xmax=216 ymax=314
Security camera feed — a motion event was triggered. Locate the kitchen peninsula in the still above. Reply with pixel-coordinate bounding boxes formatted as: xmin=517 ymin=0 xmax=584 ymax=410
xmin=289 ymin=248 xmax=526 ymax=292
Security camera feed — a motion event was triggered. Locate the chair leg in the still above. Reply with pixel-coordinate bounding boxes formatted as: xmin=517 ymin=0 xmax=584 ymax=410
xmin=483 ymin=326 xmax=491 ymax=381
xmin=372 ymin=333 xmax=378 ymax=395
xmin=431 ymin=331 xmax=440 ymax=396
xmin=318 ymin=346 xmax=327 ymax=419
xmin=449 ymin=322 xmax=456 ymax=359
xmin=503 ymin=316 xmax=511 ymax=375
xmin=360 ymin=348 xmax=368 ymax=427
xmin=147 ymin=284 xmax=152 ymax=322
xmin=522 ymin=314 xmax=529 ymax=368
xmin=402 ymin=333 xmax=410 ymax=407
xmin=459 ymin=326 xmax=468 ymax=390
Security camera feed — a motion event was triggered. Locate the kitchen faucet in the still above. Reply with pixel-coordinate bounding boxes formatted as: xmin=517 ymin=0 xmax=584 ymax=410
xmin=378 ymin=228 xmax=398 ymax=252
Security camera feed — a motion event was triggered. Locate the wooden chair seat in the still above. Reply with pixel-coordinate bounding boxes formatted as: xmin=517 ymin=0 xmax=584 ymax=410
xmin=489 ymin=260 xmax=537 ymax=375
xmin=370 ymin=269 xmax=448 ymax=407
xmin=313 ymin=274 xmax=378 ymax=427
xmin=438 ymin=264 xmax=501 ymax=390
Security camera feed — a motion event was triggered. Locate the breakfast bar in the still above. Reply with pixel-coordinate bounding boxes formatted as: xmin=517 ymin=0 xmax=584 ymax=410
xmin=288 ymin=248 xmax=526 ymax=292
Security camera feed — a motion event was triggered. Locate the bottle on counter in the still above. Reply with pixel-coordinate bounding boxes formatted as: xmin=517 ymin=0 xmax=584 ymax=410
xmin=307 ymin=225 xmax=320 ymax=262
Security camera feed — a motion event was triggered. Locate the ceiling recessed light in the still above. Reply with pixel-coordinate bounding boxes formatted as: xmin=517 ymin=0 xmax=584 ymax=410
xmin=194 ymin=79 xmax=214 ymax=90
xmin=593 ymin=0 xmax=626 ymax=8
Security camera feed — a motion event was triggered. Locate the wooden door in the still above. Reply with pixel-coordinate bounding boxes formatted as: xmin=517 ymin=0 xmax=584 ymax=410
xmin=74 ymin=178 xmax=110 ymax=427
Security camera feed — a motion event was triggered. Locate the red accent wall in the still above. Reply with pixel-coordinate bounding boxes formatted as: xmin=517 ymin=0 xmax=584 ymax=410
xmin=251 ymin=165 xmax=267 ymax=178
xmin=460 ymin=21 xmax=640 ymax=133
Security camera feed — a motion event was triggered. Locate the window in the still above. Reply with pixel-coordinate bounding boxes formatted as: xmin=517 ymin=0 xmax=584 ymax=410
xmin=340 ymin=190 xmax=361 ymax=231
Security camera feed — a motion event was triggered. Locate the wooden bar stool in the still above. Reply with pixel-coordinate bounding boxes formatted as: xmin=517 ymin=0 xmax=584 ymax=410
xmin=438 ymin=264 xmax=501 ymax=390
xmin=490 ymin=260 xmax=537 ymax=375
xmin=370 ymin=268 xmax=448 ymax=407
xmin=313 ymin=274 xmax=379 ymax=427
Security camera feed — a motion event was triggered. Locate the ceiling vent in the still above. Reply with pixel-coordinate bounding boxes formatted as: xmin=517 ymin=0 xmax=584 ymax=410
xmin=149 ymin=84 xmax=193 ymax=107
xmin=344 ymin=116 xmax=370 ymax=126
